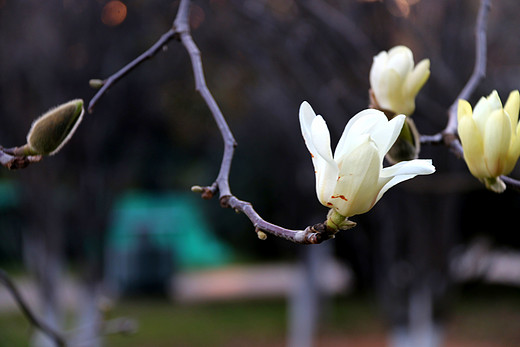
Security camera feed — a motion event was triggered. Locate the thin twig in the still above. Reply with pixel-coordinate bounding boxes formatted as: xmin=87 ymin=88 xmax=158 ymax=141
xmin=444 ymin=0 xmax=491 ymax=136
xmin=500 ymin=176 xmax=520 ymax=192
xmin=173 ymin=0 xmax=236 ymax=198
xmin=0 ymin=148 xmax=42 ymax=170
xmin=86 ymin=0 xmax=330 ymax=244
xmin=88 ymin=29 xmax=178 ymax=113
xmin=173 ymin=0 xmax=330 ymax=244
xmin=0 ymin=269 xmax=66 ymax=347
xmin=421 ymin=0 xmax=491 ymax=147
xmin=419 ymin=0 xmax=520 ymax=190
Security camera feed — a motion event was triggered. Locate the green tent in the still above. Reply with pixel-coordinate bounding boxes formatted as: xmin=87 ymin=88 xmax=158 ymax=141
xmin=105 ymin=191 xmax=233 ymax=295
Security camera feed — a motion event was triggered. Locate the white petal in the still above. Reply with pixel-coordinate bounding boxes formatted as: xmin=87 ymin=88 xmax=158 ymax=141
xmin=299 ymin=101 xmax=317 ymax=154
xmin=314 ymin=156 xmax=339 ymax=207
xmin=376 ymin=159 xmax=435 ymax=203
xmin=299 ymin=101 xmax=338 ymax=206
xmin=370 ymin=114 xmax=405 ymax=160
xmin=380 ymin=159 xmax=435 ymax=177
xmin=332 ymin=139 xmax=382 ymax=217
xmin=404 ymin=59 xmax=430 ymax=98
xmin=375 ymin=68 xmax=404 ymax=113
xmin=387 ymin=46 xmax=413 ymax=78
xmin=369 ymin=51 xmax=388 ymax=90
xmin=310 ymin=115 xmax=335 ymax=163
xmin=299 ymin=102 xmax=335 ymax=168
xmin=334 ymin=109 xmax=387 ymax=159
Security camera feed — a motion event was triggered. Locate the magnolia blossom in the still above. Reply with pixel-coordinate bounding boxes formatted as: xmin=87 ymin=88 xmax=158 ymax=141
xmin=300 ymin=101 xmax=435 ymax=218
xmin=458 ymin=90 xmax=520 ymax=192
xmin=370 ymin=45 xmax=430 ymax=116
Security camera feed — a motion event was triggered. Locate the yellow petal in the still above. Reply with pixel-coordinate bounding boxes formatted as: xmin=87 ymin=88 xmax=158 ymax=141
xmin=457 ymin=99 xmax=473 ymax=123
xmin=504 ymin=125 xmax=520 ymax=174
xmin=505 ymin=90 xmax=520 ymax=126
xmin=458 ymin=116 xmax=487 ymax=178
xmin=472 ymin=96 xmax=491 ymax=134
xmin=486 ymin=90 xmax=503 ymax=111
xmin=483 ymin=109 xmax=512 ymax=177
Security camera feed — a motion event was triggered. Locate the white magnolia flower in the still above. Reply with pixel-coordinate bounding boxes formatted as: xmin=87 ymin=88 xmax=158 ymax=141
xmin=458 ymin=90 xmax=520 ymax=192
xmin=300 ymin=101 xmax=435 ymax=218
xmin=370 ymin=45 xmax=430 ymax=116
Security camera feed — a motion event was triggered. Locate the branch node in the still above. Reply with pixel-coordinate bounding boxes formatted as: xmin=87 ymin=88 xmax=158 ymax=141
xmin=219 ymin=195 xmax=231 ymax=207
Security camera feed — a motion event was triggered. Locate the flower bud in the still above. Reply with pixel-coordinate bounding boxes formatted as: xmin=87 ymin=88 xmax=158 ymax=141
xmin=89 ymin=79 xmax=104 ymax=89
xmin=370 ymin=45 xmax=430 ymax=116
xmin=458 ymin=90 xmax=520 ymax=192
xmin=23 ymin=99 xmax=85 ymax=156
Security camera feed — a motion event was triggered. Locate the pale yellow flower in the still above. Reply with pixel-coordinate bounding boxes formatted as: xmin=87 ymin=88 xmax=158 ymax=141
xmin=458 ymin=90 xmax=520 ymax=192
xmin=300 ymin=101 xmax=435 ymax=218
xmin=370 ymin=45 xmax=430 ymax=116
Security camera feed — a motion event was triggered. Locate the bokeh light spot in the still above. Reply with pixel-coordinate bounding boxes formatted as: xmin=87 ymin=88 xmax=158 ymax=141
xmin=101 ymin=1 xmax=127 ymax=27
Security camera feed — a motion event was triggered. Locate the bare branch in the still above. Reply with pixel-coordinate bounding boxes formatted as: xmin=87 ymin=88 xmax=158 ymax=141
xmin=173 ymin=0 xmax=236 ymax=199
xmin=0 ymin=269 xmax=66 ymax=347
xmin=500 ymin=175 xmax=520 ymax=192
xmin=444 ymin=0 xmax=492 ymax=136
xmin=174 ymin=0 xmax=331 ymax=244
xmin=419 ymin=0 xmax=499 ymax=169
xmin=419 ymin=0 xmax=520 ymax=192
xmin=86 ymin=0 xmax=332 ymax=244
xmin=0 ymin=148 xmax=42 ymax=170
xmin=421 ymin=0 xmax=492 ymax=147
xmin=87 ymin=29 xmax=178 ymax=113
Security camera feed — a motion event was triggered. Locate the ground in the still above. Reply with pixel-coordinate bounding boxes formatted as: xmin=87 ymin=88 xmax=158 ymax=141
xmin=0 ymin=266 xmax=519 ymax=346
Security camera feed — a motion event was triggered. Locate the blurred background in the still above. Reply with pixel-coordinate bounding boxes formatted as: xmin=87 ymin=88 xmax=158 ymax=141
xmin=1 ymin=0 xmax=520 ymax=346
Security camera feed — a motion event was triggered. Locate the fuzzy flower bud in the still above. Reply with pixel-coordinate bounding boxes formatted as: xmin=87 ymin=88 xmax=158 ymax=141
xmin=457 ymin=90 xmax=520 ymax=192
xmin=22 ymin=99 xmax=85 ymax=156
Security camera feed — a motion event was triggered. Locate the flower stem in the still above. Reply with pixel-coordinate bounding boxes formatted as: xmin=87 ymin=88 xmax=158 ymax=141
xmin=326 ymin=209 xmax=347 ymax=231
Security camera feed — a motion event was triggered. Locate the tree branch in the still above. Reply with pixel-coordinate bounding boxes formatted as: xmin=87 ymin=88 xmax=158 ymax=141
xmin=86 ymin=0 xmax=332 ymax=244
xmin=420 ymin=0 xmax=491 ymax=153
xmin=173 ymin=2 xmax=236 ymax=199
xmin=418 ymin=0 xmax=520 ymax=190
xmin=174 ymin=0 xmax=331 ymax=244
xmin=419 ymin=0 xmax=520 ymax=190
xmin=0 ymin=147 xmax=42 ymax=170
xmin=87 ymin=29 xmax=178 ymax=113
xmin=444 ymin=0 xmax=491 ymax=137
xmin=0 ymin=269 xmax=66 ymax=347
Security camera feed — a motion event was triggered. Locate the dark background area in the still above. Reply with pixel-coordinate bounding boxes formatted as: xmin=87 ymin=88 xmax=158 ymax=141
xmin=1 ymin=1 xmax=520 ymax=345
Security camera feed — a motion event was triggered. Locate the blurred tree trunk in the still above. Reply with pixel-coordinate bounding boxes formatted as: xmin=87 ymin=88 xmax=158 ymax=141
xmin=375 ymin=182 xmax=457 ymax=347
xmin=71 ymin=282 xmax=103 ymax=347
xmin=70 ymin=165 xmax=111 ymax=347
xmin=288 ymin=242 xmax=334 ymax=347
xmin=22 ymin=197 xmax=65 ymax=347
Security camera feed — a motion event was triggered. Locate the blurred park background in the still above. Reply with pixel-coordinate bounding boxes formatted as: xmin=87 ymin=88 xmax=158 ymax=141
xmin=1 ymin=0 xmax=520 ymax=346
